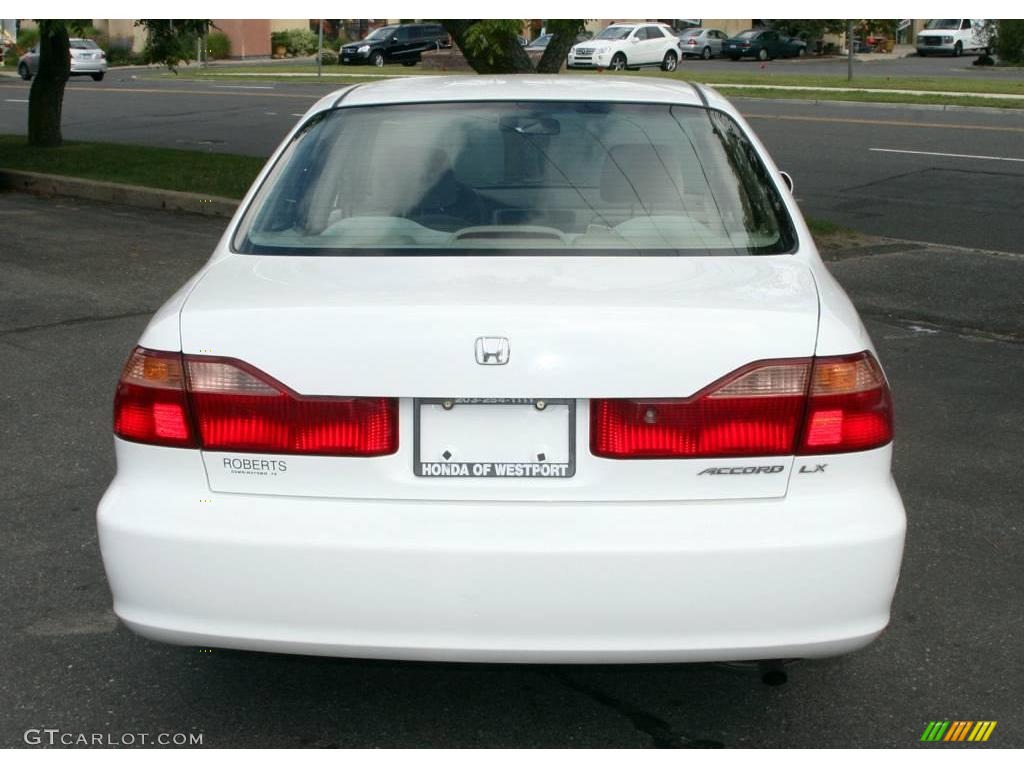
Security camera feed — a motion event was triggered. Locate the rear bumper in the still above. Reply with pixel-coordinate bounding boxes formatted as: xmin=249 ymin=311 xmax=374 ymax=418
xmin=70 ymin=61 xmax=107 ymax=73
xmin=98 ymin=442 xmax=905 ymax=663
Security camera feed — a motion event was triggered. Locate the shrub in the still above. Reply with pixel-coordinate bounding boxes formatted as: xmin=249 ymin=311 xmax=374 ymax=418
xmin=17 ymin=27 xmax=40 ymax=50
xmin=206 ymin=30 xmax=231 ymax=60
xmin=272 ymin=28 xmax=318 ymax=56
xmin=143 ymin=28 xmax=198 ymax=65
xmin=319 ymin=48 xmax=339 ymax=65
xmin=3 ymin=46 xmax=17 ymax=67
xmin=995 ymin=19 xmax=1024 ymax=64
xmin=105 ymin=37 xmax=139 ymax=66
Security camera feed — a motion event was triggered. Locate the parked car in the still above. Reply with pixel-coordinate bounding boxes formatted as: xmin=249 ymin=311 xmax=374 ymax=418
xmin=18 ymin=37 xmax=107 ymax=81
xmin=780 ymin=35 xmax=808 ymax=58
xmin=523 ymin=31 xmax=591 ymax=52
xmin=340 ymin=22 xmax=450 ymax=67
xmin=916 ymin=19 xmax=984 ymax=57
xmin=98 ymin=76 xmax=906 ymax=666
xmin=676 ymin=27 xmax=729 ymax=59
xmin=567 ymin=23 xmax=680 ymax=71
xmin=722 ymin=28 xmax=787 ymax=61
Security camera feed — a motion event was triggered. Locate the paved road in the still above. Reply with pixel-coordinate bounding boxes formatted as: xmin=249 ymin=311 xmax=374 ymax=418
xmin=1 ymin=193 xmax=1021 ymax=748
xmin=2 ymin=75 xmax=1022 ymax=252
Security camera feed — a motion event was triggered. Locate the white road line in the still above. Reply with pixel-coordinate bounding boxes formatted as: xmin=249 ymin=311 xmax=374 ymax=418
xmin=870 ymin=147 xmax=1024 ymax=163
xmin=265 ymin=112 xmax=277 ymax=115
xmin=5 ymin=98 xmax=29 ymax=103
xmin=210 ymin=84 xmax=275 ymax=90
xmin=290 ymin=113 xmax=304 ymax=117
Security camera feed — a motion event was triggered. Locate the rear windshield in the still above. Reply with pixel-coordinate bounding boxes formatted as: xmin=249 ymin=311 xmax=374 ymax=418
xmin=70 ymin=39 xmax=99 ymax=49
xmin=234 ymin=101 xmax=797 ymax=256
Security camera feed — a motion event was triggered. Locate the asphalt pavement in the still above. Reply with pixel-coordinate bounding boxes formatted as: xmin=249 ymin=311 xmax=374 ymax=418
xmin=0 ymin=192 xmax=1021 ymax=748
xmin=2 ymin=73 xmax=1022 ymax=252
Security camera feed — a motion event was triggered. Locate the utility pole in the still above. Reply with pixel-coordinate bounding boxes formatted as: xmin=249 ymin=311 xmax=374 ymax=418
xmin=317 ymin=19 xmax=324 ymax=78
xmin=847 ymin=19 xmax=854 ymax=81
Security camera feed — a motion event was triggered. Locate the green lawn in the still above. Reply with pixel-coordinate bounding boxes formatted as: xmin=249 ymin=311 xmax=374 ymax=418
xmin=160 ymin=62 xmax=1024 ymax=96
xmin=153 ymin=64 xmax=1024 ymax=108
xmin=0 ymin=135 xmax=262 ymax=199
xmin=146 ymin=60 xmax=425 ymax=82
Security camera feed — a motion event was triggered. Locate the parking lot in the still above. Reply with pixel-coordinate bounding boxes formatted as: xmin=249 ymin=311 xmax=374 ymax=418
xmin=1 ymin=191 xmax=1021 ymax=748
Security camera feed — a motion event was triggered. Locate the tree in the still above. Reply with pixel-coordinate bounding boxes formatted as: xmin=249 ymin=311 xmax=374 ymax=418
xmin=973 ymin=20 xmax=997 ymax=65
xmin=27 ymin=19 xmax=211 ymax=147
xmin=441 ymin=19 xmax=585 ymax=74
xmin=994 ymin=19 xmax=1024 ymax=64
xmin=28 ymin=21 xmax=72 ymax=147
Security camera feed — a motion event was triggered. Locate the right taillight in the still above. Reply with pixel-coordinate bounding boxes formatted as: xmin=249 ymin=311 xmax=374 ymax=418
xmin=591 ymin=351 xmax=893 ymax=459
xmin=113 ymin=347 xmax=397 ymax=456
xmin=797 ymin=352 xmax=893 ymax=455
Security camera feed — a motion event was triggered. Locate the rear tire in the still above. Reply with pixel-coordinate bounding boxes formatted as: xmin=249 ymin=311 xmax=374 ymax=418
xmin=610 ymin=53 xmax=627 ymax=71
xmin=91 ymin=72 xmax=104 ymax=81
xmin=18 ymin=62 xmax=31 ymax=80
xmin=757 ymin=48 xmax=769 ymax=61
xmin=661 ymin=50 xmax=677 ymax=72
xmin=371 ymin=51 xmax=385 ymax=67
xmin=701 ymin=46 xmax=712 ymax=60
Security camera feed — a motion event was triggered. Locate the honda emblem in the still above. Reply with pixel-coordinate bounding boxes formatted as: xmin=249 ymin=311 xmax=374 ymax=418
xmin=475 ymin=337 xmax=510 ymax=366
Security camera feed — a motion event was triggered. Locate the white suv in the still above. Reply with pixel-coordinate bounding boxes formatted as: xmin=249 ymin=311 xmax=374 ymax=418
xmin=916 ymin=19 xmax=984 ymax=56
xmin=98 ymin=76 xmax=906 ymax=666
xmin=568 ymin=23 xmax=680 ymax=71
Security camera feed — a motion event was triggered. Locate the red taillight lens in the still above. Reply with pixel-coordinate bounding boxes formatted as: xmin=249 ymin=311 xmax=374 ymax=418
xmin=797 ymin=353 xmax=893 ymax=455
xmin=113 ymin=348 xmax=196 ymax=448
xmin=113 ymin=348 xmax=397 ymax=456
xmin=591 ymin=352 xmax=893 ymax=459
xmin=591 ymin=360 xmax=811 ymax=459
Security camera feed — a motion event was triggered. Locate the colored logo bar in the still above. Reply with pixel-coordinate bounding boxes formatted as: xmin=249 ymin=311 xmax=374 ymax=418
xmin=920 ymin=721 xmax=997 ymax=742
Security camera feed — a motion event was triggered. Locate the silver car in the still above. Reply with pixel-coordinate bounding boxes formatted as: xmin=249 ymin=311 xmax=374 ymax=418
xmin=18 ymin=37 xmax=107 ymax=81
xmin=676 ymin=27 xmax=728 ymax=59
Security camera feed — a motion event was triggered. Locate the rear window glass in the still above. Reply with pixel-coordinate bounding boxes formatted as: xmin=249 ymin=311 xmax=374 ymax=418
xmin=235 ymin=101 xmax=796 ymax=256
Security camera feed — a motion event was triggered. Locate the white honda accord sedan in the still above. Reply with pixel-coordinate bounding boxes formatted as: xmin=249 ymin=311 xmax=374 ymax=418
xmin=98 ymin=76 xmax=905 ymax=665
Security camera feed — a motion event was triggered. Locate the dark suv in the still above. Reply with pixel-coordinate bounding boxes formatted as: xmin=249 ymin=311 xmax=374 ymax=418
xmin=340 ymin=23 xmax=450 ymax=67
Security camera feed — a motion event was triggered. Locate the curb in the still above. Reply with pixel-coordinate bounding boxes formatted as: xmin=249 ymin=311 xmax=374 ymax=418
xmin=0 ymin=169 xmax=239 ymax=218
xmin=729 ymin=95 xmax=1024 ymax=115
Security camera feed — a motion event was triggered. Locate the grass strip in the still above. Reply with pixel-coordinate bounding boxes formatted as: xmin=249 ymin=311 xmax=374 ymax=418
xmin=631 ymin=68 xmax=1024 ymax=96
xmin=0 ymin=135 xmax=262 ymax=199
xmin=713 ymin=86 xmax=1024 ymax=109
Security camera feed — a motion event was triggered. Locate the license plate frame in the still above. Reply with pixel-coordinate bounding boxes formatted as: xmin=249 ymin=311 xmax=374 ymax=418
xmin=413 ymin=398 xmax=576 ymax=479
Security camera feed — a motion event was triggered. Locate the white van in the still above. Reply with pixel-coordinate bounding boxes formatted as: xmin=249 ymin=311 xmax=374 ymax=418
xmin=916 ymin=19 xmax=984 ymax=56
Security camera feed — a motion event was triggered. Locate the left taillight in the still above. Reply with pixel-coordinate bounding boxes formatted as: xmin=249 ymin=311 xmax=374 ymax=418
xmin=113 ymin=347 xmax=397 ymax=456
xmin=113 ymin=348 xmax=196 ymax=448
